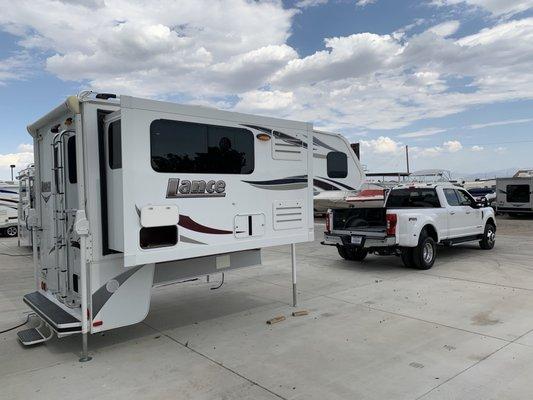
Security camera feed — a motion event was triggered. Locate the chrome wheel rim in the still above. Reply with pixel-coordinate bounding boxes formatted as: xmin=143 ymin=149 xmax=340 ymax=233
xmin=6 ymin=226 xmax=17 ymax=237
xmin=487 ymin=228 xmax=495 ymax=245
xmin=423 ymin=242 xmax=434 ymax=264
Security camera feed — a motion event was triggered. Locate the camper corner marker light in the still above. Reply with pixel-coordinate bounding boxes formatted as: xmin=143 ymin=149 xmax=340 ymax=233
xmin=256 ymin=133 xmax=271 ymax=141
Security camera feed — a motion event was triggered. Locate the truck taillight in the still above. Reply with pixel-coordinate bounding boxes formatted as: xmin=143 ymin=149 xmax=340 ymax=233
xmin=386 ymin=213 xmax=397 ymax=236
xmin=325 ymin=210 xmax=332 ymax=233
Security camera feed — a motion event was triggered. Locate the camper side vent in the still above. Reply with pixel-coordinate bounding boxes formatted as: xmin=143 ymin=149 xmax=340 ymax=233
xmin=273 ymin=200 xmax=304 ymax=230
xmin=272 ymin=131 xmax=303 ymax=161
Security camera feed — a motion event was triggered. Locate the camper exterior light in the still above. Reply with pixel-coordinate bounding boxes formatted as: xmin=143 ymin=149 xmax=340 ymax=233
xmin=256 ymin=133 xmax=271 ymax=141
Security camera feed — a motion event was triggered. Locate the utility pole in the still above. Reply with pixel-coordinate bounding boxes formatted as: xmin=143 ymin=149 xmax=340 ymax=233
xmin=10 ymin=164 xmax=15 ymax=181
xmin=405 ymin=146 xmax=410 ymax=175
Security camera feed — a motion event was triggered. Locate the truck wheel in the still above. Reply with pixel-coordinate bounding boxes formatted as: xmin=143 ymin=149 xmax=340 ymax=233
xmin=401 ymin=248 xmax=415 ymax=268
xmin=5 ymin=226 xmax=18 ymax=237
xmin=337 ymin=246 xmax=368 ymax=261
xmin=479 ymin=223 xmax=496 ymax=250
xmin=412 ymin=233 xmax=436 ymax=270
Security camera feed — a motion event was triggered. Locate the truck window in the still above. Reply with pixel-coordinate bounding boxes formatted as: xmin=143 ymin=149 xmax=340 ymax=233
xmin=150 ymin=119 xmax=254 ymax=174
xmin=327 ymin=152 xmax=348 ymax=178
xmin=506 ymin=184 xmax=530 ymax=203
xmin=456 ymin=189 xmax=475 ymax=206
xmin=444 ymin=188 xmax=460 ymax=206
xmin=386 ymin=188 xmax=441 ymax=208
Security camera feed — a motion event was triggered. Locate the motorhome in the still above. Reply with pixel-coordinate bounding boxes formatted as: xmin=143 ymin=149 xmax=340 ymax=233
xmin=17 ymin=164 xmax=35 ymax=246
xmin=496 ymin=171 xmax=533 ymax=214
xmin=19 ymin=92 xmax=317 ymax=359
xmin=0 ymin=180 xmax=19 ymax=237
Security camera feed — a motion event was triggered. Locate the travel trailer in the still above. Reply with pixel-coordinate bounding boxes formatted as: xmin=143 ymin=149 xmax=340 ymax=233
xmin=0 ymin=180 xmax=19 ymax=237
xmin=18 ymin=91 xmax=321 ymax=359
xmin=496 ymin=171 xmax=533 ymax=215
xmin=311 ymin=132 xmax=365 ymax=214
xmin=17 ymin=164 xmax=35 ymax=246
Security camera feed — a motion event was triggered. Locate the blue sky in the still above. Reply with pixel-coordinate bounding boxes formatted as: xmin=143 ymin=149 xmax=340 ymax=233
xmin=0 ymin=0 xmax=532 ymax=179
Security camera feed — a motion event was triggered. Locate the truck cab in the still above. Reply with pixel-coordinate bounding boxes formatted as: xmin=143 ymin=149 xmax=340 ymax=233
xmin=322 ymin=183 xmax=496 ymax=269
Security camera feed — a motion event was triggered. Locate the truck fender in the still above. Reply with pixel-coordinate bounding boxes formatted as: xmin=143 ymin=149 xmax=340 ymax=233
xmin=397 ymin=213 xmax=439 ymax=247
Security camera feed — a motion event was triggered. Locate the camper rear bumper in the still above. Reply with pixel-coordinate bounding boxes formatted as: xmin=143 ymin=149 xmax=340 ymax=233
xmin=322 ymin=232 xmax=396 ymax=248
xmin=23 ymin=291 xmax=81 ymax=335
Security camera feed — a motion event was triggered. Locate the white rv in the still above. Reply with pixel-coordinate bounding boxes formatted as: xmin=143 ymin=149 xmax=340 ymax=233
xmin=17 ymin=164 xmax=35 ymax=246
xmin=496 ymin=171 xmax=533 ymax=215
xmin=19 ymin=92 xmax=318 ymax=359
xmin=310 ymin=131 xmax=365 ymax=214
xmin=0 ymin=180 xmax=19 ymax=237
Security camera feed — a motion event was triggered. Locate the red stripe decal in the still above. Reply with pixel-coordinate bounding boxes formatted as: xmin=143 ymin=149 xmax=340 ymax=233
xmin=178 ymin=215 xmax=233 ymax=235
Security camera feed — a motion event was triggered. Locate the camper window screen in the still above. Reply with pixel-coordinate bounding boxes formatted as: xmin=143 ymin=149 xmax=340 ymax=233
xmin=150 ymin=119 xmax=254 ymax=174
xmin=327 ymin=152 xmax=348 ymax=178
xmin=108 ymin=120 xmax=122 ymax=169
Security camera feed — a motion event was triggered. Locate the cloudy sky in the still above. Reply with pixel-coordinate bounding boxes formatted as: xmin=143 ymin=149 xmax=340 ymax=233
xmin=0 ymin=0 xmax=532 ymax=179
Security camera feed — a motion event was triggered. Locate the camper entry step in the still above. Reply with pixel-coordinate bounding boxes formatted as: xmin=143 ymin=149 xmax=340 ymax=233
xmin=23 ymin=292 xmax=81 ymax=334
xmin=17 ymin=327 xmax=49 ymax=346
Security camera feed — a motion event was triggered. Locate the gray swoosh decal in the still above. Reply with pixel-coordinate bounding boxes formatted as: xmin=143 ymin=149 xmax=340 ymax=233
xmin=92 ymin=265 xmax=144 ymax=318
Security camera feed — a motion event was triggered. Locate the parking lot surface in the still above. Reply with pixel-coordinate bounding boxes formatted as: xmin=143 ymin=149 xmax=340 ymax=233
xmin=1 ymin=215 xmax=532 ymax=399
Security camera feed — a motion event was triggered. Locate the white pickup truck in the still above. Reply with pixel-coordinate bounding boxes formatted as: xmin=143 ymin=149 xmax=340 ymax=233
xmin=322 ymin=183 xmax=496 ymax=269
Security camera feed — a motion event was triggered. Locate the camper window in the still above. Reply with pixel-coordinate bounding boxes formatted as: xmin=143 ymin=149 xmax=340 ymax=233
xmin=67 ymin=136 xmax=77 ymax=184
xmin=507 ymin=184 xmax=530 ymax=203
xmin=108 ymin=120 xmax=122 ymax=169
xmin=150 ymin=119 xmax=254 ymax=174
xmin=327 ymin=152 xmax=348 ymax=178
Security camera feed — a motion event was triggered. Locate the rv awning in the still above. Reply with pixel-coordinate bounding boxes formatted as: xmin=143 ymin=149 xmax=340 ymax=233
xmin=26 ymin=95 xmax=80 ymax=137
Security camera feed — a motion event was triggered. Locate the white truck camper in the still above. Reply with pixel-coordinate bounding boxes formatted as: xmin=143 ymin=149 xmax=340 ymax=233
xmin=496 ymin=175 xmax=533 ymax=215
xmin=0 ymin=180 xmax=19 ymax=237
xmin=19 ymin=92 xmax=321 ymax=360
xmin=18 ymin=164 xmax=35 ymax=247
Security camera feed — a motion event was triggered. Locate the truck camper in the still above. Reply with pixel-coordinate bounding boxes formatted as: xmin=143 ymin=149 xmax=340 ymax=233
xmin=19 ymin=92 xmax=320 ymax=360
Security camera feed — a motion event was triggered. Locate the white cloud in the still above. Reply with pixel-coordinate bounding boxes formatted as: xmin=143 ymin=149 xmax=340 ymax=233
xmin=468 ymin=118 xmax=533 ymax=129
xmin=296 ymin=0 xmax=328 ymax=8
xmin=235 ymin=90 xmax=296 ymax=112
xmin=1 ymin=0 xmax=533 ymax=138
xmin=426 ymin=20 xmax=460 ymax=37
xmin=360 ymin=136 xmax=403 ymax=154
xmin=431 ymin=0 xmax=533 ymax=17
xmin=471 ymin=145 xmax=484 ymax=151
xmin=398 ymin=127 xmax=446 ymax=138
xmin=0 ymin=144 xmax=34 ymax=179
xmin=0 ymin=0 xmax=296 ymax=97
xmin=356 ymin=0 xmax=377 ymax=6
xmin=17 ymin=143 xmax=33 ymax=153
xmin=0 ymin=53 xmax=31 ymax=85
xmin=443 ymin=140 xmax=463 ymax=152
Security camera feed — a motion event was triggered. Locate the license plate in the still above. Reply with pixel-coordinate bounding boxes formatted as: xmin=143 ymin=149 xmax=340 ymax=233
xmin=351 ymin=235 xmax=363 ymax=245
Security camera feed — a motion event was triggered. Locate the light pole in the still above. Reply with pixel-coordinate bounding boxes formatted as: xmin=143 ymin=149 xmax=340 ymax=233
xmin=10 ymin=164 xmax=15 ymax=181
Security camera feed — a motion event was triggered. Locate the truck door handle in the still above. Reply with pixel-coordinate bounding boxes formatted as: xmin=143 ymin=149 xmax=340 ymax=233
xmin=465 ymin=211 xmax=471 ymax=214
xmin=449 ymin=211 xmax=456 ymax=215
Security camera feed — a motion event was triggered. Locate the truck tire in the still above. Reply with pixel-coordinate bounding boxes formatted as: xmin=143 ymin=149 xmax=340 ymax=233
xmin=412 ymin=232 xmax=436 ymax=270
xmin=337 ymin=245 xmax=368 ymax=261
xmin=479 ymin=223 xmax=496 ymax=250
xmin=5 ymin=226 xmax=18 ymax=237
xmin=401 ymin=248 xmax=415 ymax=268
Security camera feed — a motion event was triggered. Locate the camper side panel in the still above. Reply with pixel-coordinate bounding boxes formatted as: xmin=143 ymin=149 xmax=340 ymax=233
xmin=115 ymin=96 xmax=313 ymax=267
